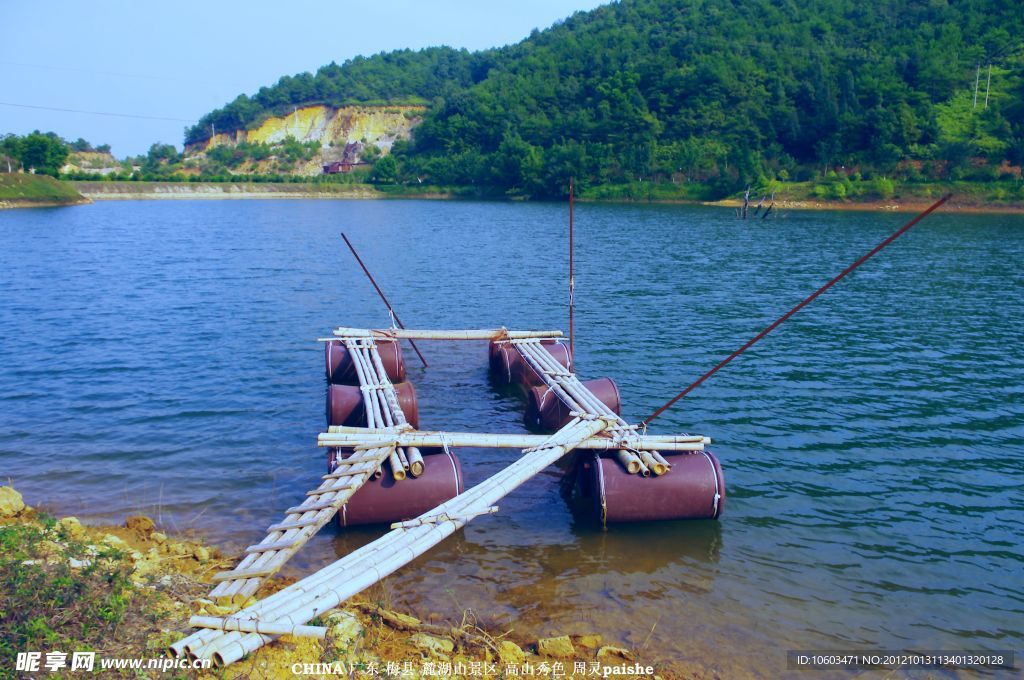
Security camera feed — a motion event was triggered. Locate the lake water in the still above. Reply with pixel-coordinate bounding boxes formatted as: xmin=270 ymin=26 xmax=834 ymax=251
xmin=1 ymin=199 xmax=1021 ymax=677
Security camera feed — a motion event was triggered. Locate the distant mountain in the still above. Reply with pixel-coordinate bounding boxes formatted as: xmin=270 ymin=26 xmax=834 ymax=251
xmin=191 ymin=0 xmax=1024 ymax=196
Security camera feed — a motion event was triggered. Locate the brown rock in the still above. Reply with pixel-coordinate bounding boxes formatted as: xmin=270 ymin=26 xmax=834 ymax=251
xmin=374 ymin=606 xmax=420 ymax=630
xmin=538 ymin=635 xmax=575 ymax=658
xmin=597 ymin=645 xmax=634 ymax=660
xmin=497 ymin=640 xmax=526 ymax=665
xmin=325 ymin=611 xmax=363 ymax=648
xmin=125 ymin=515 xmax=155 ymax=536
xmin=58 ymin=517 xmax=86 ymax=539
xmin=102 ymin=533 xmax=129 ymax=550
xmin=409 ymin=633 xmax=454 ymax=658
xmin=577 ymin=634 xmax=603 ymax=649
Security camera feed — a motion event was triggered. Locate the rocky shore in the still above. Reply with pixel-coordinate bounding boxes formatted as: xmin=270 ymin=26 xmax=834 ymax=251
xmin=0 ymin=486 xmax=697 ymax=679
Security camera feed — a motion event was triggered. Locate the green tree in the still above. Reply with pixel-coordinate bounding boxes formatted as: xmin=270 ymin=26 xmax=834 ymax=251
xmin=20 ymin=131 xmax=68 ymax=176
xmin=373 ymin=155 xmax=398 ymax=183
xmin=360 ymin=144 xmax=382 ymax=163
xmin=0 ymin=134 xmax=21 ymax=172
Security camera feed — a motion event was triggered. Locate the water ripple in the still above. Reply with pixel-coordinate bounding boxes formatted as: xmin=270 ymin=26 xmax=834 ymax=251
xmin=1 ymin=201 xmax=1022 ymax=671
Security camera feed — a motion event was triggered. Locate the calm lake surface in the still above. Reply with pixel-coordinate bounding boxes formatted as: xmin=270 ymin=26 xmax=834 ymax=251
xmin=1 ymin=199 xmax=1021 ymax=677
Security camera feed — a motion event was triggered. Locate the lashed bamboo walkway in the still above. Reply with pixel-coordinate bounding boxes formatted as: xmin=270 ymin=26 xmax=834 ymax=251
xmin=170 ymin=327 xmax=709 ymax=666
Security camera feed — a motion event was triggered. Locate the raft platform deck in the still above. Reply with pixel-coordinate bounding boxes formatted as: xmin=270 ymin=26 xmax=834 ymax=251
xmin=170 ymin=327 xmax=711 ymax=667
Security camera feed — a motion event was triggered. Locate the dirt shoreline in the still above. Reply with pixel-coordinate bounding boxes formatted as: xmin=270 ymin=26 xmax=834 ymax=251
xmin=706 ymin=197 xmax=1024 ymax=214
xmin=1 ymin=486 xmax=707 ymax=679
xmin=36 ymin=181 xmax=1024 ymax=215
xmin=0 ymin=197 xmax=92 ymax=210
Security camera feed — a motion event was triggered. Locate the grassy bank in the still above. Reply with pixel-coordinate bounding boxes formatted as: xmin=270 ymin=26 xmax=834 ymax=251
xmin=67 ymin=177 xmax=1024 ymax=213
xmin=0 ymin=174 xmax=88 ymax=209
xmin=711 ymin=178 xmax=1024 ymax=212
xmin=0 ymin=486 xmax=681 ymax=679
xmin=71 ymin=180 xmax=498 ymax=201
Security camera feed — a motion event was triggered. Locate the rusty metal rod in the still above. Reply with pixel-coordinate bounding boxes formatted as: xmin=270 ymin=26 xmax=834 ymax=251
xmin=643 ymin=193 xmax=953 ymax=425
xmin=340 ymin=233 xmax=428 ymax=368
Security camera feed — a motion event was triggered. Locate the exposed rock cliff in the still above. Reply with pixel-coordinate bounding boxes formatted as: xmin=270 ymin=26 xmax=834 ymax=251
xmin=185 ymin=104 xmax=424 ymax=163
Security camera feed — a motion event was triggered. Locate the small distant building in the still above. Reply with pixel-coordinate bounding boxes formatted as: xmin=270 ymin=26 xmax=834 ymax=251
xmin=323 ymin=160 xmax=370 ymax=174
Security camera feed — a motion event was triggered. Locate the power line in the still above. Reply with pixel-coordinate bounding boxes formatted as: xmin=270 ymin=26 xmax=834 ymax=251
xmin=0 ymin=60 xmax=237 ymax=88
xmin=0 ymin=101 xmax=197 ymax=123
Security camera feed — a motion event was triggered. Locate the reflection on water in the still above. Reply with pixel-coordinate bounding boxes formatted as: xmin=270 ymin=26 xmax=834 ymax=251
xmin=1 ymin=200 xmax=1022 ymax=676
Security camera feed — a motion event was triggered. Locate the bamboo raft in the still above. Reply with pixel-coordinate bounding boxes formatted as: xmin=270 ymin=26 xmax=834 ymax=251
xmin=169 ymin=326 xmax=717 ymax=667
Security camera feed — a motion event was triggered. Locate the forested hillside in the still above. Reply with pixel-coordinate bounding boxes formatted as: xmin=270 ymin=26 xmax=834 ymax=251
xmin=186 ymin=48 xmax=485 ymax=145
xmin=190 ymin=0 xmax=1024 ymax=197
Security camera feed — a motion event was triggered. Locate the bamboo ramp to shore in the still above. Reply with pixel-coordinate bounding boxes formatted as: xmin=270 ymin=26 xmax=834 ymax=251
xmin=170 ymin=327 xmax=709 ymax=667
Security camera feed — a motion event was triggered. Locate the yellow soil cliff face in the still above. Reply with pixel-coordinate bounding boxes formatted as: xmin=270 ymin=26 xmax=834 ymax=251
xmin=193 ymin=105 xmax=425 ymax=158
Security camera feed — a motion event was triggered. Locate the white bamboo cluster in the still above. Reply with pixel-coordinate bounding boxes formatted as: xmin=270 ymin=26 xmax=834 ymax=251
xmin=317 ymin=428 xmax=708 ymax=451
xmin=170 ymin=328 xmax=711 ymax=668
xmin=343 ymin=338 xmax=424 ymax=479
xmin=205 ymin=339 xmax=409 ymax=605
xmin=327 ymin=327 xmax=563 ymax=341
xmin=170 ymin=416 xmax=612 ymax=667
xmin=509 ymin=339 xmax=673 ymax=476
xmin=206 ymin=441 xmax=397 ymax=604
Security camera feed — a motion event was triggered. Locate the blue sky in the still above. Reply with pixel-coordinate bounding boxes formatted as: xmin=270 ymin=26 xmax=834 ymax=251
xmin=1 ymin=0 xmax=606 ymax=157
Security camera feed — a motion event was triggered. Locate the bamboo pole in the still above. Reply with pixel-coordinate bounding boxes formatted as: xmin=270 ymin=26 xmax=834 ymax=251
xmin=396 ymin=447 xmax=410 ymax=471
xmin=531 ymin=347 xmax=616 ymax=418
xmin=406 ymin=446 xmax=425 ymax=477
xmin=350 ymin=341 xmax=391 ymax=433
xmin=329 ymin=328 xmax=563 ymax=341
xmin=361 ymin=343 xmax=411 ymax=480
xmin=340 ymin=233 xmax=428 ymax=368
xmin=194 ymin=420 xmax=603 ymax=650
xmin=650 ymin=451 xmax=673 ymax=470
xmin=207 ymin=444 xmax=395 ymax=603
xmin=643 ymin=193 xmax=953 ymax=425
xmin=325 ymin=425 xmax=710 ymax=445
xmin=388 ymin=449 xmax=407 ymax=481
xmin=180 ymin=417 xmax=611 ymax=666
xmin=349 ymin=340 xmax=413 ymax=481
xmin=513 ymin=340 xmax=650 ymax=474
xmin=513 ymin=342 xmax=589 ymax=413
xmin=189 ymin=616 xmax=327 ymax=639
xmin=518 ymin=341 xmax=616 ymax=418
xmin=638 ymin=450 xmax=667 ymax=476
xmin=317 ymin=432 xmax=707 ymax=451
xmin=514 ymin=340 xmax=700 ymax=474
xmin=345 ymin=341 xmax=378 ymax=429
xmin=368 ymin=344 xmax=410 ymax=429
xmin=615 ymin=449 xmax=642 ymax=474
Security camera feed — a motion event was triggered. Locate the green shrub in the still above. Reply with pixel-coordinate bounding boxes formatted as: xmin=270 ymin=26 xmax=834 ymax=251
xmin=0 ymin=523 xmax=138 ymax=672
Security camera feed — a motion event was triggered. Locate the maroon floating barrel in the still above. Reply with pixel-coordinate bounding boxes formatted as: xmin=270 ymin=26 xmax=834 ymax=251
xmin=335 ymin=449 xmax=465 ymax=527
xmin=326 ymin=381 xmax=419 ymax=428
xmin=488 ymin=340 xmax=505 ymax=373
xmin=525 ymin=377 xmax=621 ymax=431
xmin=510 ymin=343 xmax=571 ymax=387
xmin=584 ymin=451 xmax=725 ymax=523
xmin=325 ymin=339 xmax=406 ymax=384
xmin=489 ymin=340 xmax=571 ymax=385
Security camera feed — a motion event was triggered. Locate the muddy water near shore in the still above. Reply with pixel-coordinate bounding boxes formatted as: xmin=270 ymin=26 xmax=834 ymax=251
xmin=1 ymin=200 xmax=1021 ymax=676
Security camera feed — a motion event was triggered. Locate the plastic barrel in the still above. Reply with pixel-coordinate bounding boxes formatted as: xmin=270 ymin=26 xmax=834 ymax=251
xmin=335 ymin=449 xmax=465 ymax=527
xmin=525 ymin=377 xmax=621 ymax=431
xmin=584 ymin=450 xmax=725 ymax=523
xmin=489 ymin=340 xmax=571 ymax=385
xmin=510 ymin=343 xmax=572 ymax=387
xmin=326 ymin=381 xmax=419 ymax=428
xmin=325 ymin=339 xmax=406 ymax=385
